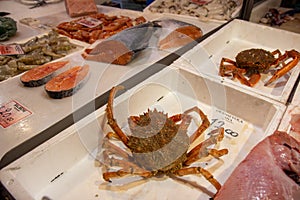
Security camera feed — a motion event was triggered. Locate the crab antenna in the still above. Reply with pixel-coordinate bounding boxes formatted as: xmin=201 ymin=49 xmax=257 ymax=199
xmin=106 ymin=85 xmax=129 ymax=145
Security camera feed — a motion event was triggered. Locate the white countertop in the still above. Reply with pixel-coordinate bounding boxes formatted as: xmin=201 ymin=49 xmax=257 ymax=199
xmin=0 ymin=0 xmax=224 ymax=167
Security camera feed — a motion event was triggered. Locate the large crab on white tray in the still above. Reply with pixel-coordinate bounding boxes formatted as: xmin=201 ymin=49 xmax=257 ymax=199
xmin=219 ymin=48 xmax=300 ymax=87
xmin=98 ymin=86 xmax=229 ymax=191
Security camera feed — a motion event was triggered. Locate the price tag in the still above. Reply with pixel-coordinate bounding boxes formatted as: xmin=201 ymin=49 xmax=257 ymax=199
xmin=209 ymin=108 xmax=247 ymax=138
xmin=0 ymin=100 xmax=32 ymax=128
xmin=76 ymin=17 xmax=102 ymax=28
xmin=0 ymin=44 xmax=24 ymax=55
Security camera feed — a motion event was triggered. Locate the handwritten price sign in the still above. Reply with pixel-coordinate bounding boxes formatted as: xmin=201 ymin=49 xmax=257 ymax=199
xmin=0 ymin=100 xmax=32 ymax=128
xmin=0 ymin=44 xmax=24 ymax=55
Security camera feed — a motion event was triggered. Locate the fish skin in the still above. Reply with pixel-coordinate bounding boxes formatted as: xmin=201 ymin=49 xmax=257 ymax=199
xmin=45 ymin=65 xmax=89 ymax=99
xmin=83 ymin=22 xmax=157 ymax=65
xmin=214 ymin=131 xmax=300 ymax=200
xmin=105 ymin=21 xmax=158 ymax=53
xmin=83 ymin=19 xmax=202 ymax=64
xmin=20 ymin=61 xmax=69 ymax=87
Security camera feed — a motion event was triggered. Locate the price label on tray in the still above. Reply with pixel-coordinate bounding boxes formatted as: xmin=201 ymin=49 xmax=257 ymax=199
xmin=209 ymin=108 xmax=249 ymax=139
xmin=0 ymin=100 xmax=32 ymax=128
xmin=0 ymin=44 xmax=24 ymax=55
xmin=76 ymin=17 xmax=102 ymax=28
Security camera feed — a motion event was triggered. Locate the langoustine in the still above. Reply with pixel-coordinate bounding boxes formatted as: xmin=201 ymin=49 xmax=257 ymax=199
xmin=0 ymin=31 xmax=77 ymax=82
xmin=56 ymin=13 xmax=146 ymax=44
xmin=214 ymin=131 xmax=300 ymax=199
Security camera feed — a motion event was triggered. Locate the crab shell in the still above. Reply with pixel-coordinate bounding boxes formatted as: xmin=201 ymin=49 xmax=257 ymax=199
xmin=235 ymin=49 xmax=276 ymax=72
xmin=127 ymin=109 xmax=190 ymax=172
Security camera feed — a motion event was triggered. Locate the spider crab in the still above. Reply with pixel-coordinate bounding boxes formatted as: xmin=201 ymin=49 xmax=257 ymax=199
xmin=219 ymin=48 xmax=300 ymax=87
xmin=100 ymin=85 xmax=228 ymax=191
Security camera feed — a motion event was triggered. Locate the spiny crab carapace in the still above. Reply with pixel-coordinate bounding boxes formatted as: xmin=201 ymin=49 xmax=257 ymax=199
xmin=219 ymin=48 xmax=300 ymax=87
xmin=99 ymin=85 xmax=228 ymax=191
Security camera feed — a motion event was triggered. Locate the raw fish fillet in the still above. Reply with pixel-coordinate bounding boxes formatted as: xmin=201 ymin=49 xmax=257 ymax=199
xmin=82 ymin=22 xmax=156 ymax=65
xmin=155 ymin=19 xmax=203 ymax=50
xmin=214 ymin=131 xmax=300 ymax=200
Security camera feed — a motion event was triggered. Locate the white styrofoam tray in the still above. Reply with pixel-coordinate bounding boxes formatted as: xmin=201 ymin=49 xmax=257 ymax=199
xmin=0 ymin=66 xmax=285 ymax=200
xmin=143 ymin=0 xmax=243 ymax=23
xmin=278 ymin=104 xmax=300 ymax=142
xmin=278 ymin=80 xmax=300 ymax=141
xmin=173 ymin=19 xmax=300 ymax=104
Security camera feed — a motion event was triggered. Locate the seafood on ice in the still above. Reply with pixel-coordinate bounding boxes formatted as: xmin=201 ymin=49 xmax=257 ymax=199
xmin=56 ymin=13 xmax=146 ymax=44
xmin=45 ymin=65 xmax=90 ymax=99
xmin=20 ymin=61 xmax=69 ymax=87
xmin=147 ymin=0 xmax=241 ymax=21
xmin=214 ymin=131 xmax=300 ymax=200
xmin=82 ymin=19 xmax=203 ymax=65
xmin=0 ymin=31 xmax=78 ymax=82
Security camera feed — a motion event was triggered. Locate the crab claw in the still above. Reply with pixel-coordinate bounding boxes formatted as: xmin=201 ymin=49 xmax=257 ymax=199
xmin=265 ymin=49 xmax=300 ymax=86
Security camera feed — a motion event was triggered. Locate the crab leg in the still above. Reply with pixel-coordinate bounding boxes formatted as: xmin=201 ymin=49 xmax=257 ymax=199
xmin=103 ymin=169 xmax=153 ymax=182
xmin=169 ymin=113 xmax=183 ymax=123
xmin=174 ymin=166 xmax=221 ymax=191
xmin=185 ymin=128 xmax=228 ymax=166
xmin=102 ymin=153 xmax=147 ymax=173
xmin=265 ymin=49 xmax=300 ymax=86
xmin=102 ymin=138 xmax=131 ymax=159
xmin=219 ymin=58 xmax=237 ymax=76
xmin=183 ymin=106 xmax=210 ymax=143
xmin=106 ymin=86 xmax=129 ymax=145
xmin=234 ymin=71 xmax=261 ymax=87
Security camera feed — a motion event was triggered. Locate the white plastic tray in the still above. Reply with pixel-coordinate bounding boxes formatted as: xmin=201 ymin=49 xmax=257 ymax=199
xmin=144 ymin=0 xmax=243 ymax=23
xmin=278 ymin=80 xmax=300 ymax=141
xmin=174 ymin=19 xmax=300 ymax=104
xmin=0 ymin=66 xmax=285 ymax=200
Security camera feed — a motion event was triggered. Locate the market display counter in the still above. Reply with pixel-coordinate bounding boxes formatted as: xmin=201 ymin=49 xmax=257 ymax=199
xmin=0 ymin=1 xmax=224 ymax=172
xmin=0 ymin=1 xmax=299 ymax=200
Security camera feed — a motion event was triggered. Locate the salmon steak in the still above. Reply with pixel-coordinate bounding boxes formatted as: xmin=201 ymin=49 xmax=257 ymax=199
xmin=45 ymin=65 xmax=89 ymax=99
xmin=214 ymin=131 xmax=300 ymax=200
xmin=82 ymin=22 xmax=156 ymax=65
xmin=20 ymin=61 xmax=69 ymax=87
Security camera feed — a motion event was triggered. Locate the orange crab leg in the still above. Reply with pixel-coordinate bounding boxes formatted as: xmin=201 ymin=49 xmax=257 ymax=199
xmin=183 ymin=106 xmax=210 ymax=143
xmin=102 ymin=155 xmax=147 ymax=173
xmin=185 ymin=128 xmax=228 ymax=166
xmin=248 ymin=73 xmax=261 ymax=86
xmin=106 ymin=86 xmax=129 ymax=145
xmin=102 ymin=138 xmax=131 ymax=159
xmin=219 ymin=58 xmax=237 ymax=76
xmin=169 ymin=114 xmax=183 ymax=122
xmin=234 ymin=71 xmax=261 ymax=87
xmin=265 ymin=49 xmax=300 ymax=86
xmin=174 ymin=166 xmax=221 ymax=191
xmin=103 ymin=170 xmax=153 ymax=182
